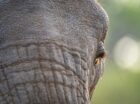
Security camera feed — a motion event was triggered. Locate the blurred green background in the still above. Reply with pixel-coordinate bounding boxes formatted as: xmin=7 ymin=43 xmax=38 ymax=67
xmin=92 ymin=0 xmax=140 ymax=104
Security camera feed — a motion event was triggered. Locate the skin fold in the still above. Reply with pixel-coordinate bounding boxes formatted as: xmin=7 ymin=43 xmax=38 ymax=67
xmin=0 ymin=0 xmax=109 ymax=104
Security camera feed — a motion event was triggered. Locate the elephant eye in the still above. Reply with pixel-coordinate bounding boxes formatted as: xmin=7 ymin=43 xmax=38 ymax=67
xmin=95 ymin=53 xmax=106 ymax=65
xmin=95 ymin=42 xmax=106 ymax=65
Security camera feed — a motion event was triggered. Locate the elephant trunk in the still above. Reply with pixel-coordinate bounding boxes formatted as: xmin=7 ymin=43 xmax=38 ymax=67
xmin=0 ymin=40 xmax=90 ymax=104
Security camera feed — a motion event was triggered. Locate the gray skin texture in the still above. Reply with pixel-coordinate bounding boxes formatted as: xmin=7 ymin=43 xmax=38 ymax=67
xmin=0 ymin=0 xmax=109 ymax=104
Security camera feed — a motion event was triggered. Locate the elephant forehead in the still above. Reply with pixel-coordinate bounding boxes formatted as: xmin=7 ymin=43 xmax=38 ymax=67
xmin=0 ymin=0 xmax=107 ymax=44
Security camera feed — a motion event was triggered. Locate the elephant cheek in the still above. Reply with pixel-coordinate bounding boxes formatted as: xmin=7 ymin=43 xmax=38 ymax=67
xmin=89 ymin=60 xmax=104 ymax=98
xmin=0 ymin=42 xmax=90 ymax=104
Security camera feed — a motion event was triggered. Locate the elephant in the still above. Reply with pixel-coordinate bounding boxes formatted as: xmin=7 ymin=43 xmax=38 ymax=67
xmin=0 ymin=0 xmax=109 ymax=104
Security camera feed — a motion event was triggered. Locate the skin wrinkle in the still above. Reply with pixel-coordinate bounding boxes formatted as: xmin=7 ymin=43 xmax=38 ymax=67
xmin=0 ymin=0 xmax=108 ymax=104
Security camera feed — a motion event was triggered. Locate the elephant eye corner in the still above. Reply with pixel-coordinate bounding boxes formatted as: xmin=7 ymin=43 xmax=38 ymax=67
xmin=95 ymin=58 xmax=100 ymax=65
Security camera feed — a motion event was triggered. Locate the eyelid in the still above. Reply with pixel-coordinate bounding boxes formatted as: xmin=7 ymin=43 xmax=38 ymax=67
xmin=96 ymin=41 xmax=106 ymax=59
xmin=96 ymin=51 xmax=106 ymax=59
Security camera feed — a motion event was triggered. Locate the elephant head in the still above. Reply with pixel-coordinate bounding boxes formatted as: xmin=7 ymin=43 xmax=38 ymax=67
xmin=0 ymin=0 xmax=109 ymax=104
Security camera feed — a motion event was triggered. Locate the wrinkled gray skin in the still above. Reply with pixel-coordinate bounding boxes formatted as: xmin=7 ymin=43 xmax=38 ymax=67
xmin=0 ymin=0 xmax=109 ymax=104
